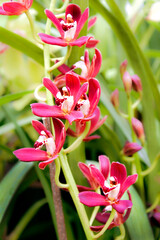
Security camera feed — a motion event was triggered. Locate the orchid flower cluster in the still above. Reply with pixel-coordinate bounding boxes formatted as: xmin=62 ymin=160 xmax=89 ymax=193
xmin=2 ymin=1 xmax=159 ymax=239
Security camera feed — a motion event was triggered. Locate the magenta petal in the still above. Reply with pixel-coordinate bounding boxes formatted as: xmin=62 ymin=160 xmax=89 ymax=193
xmin=74 ymin=82 xmax=88 ymax=108
xmin=86 ymin=38 xmax=99 ymax=48
xmin=53 ymin=118 xmax=66 ymax=153
xmin=79 ymin=192 xmax=107 ymax=207
xmin=76 ymin=8 xmax=89 ymax=37
xmin=90 ymin=166 xmax=105 ymax=189
xmin=65 ymin=4 xmax=81 ymax=22
xmin=70 ymin=36 xmax=90 ymax=47
xmin=90 ymin=225 xmax=104 ymax=232
xmin=88 ymin=78 xmax=101 ymax=114
xmin=38 ymin=155 xmax=58 ymax=169
xmin=31 ymin=103 xmax=63 ymax=118
xmin=58 ymin=63 xmax=71 ymax=74
xmin=66 ymin=73 xmax=80 ymax=99
xmin=14 ymin=148 xmax=49 ymax=162
xmin=0 ymin=6 xmax=10 ymax=15
xmin=39 ymin=33 xmax=67 ymax=47
xmin=119 ymin=174 xmax=138 ymax=198
xmin=77 ymin=185 xmax=94 ymax=192
xmin=83 ymin=135 xmax=100 ymax=142
xmin=92 ymin=48 xmax=102 ymax=77
xmin=65 ymin=111 xmax=84 ymax=124
xmin=3 ymin=2 xmax=27 ymax=15
xmin=112 ymin=200 xmax=133 ymax=214
xmin=99 ymin=155 xmax=110 ymax=180
xmin=79 ymin=162 xmax=91 ymax=179
xmin=96 ymin=212 xmax=110 ymax=224
xmin=45 ymin=9 xmax=64 ymax=37
xmin=88 ymin=16 xmax=97 ymax=30
xmin=43 ymin=77 xmax=59 ymax=97
xmin=32 ymin=120 xmax=52 ymax=138
xmin=111 ymin=162 xmax=127 ymax=185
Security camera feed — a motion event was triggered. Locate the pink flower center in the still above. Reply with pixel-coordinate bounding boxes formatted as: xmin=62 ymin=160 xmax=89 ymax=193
xmin=55 ymin=87 xmax=74 ymax=113
xmin=75 ymin=94 xmax=90 ymax=116
xmin=34 ymin=131 xmax=56 ymax=156
xmin=61 ymin=14 xmax=77 ymax=41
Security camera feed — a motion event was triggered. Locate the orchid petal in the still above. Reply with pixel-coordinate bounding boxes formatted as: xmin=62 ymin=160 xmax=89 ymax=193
xmin=57 ymin=63 xmax=71 ymax=74
xmin=74 ymin=82 xmax=88 ymax=109
xmin=76 ymin=8 xmax=89 ymax=37
xmin=32 ymin=120 xmax=52 ymax=138
xmin=79 ymin=192 xmax=108 ymax=207
xmin=3 ymin=2 xmax=27 ymax=15
xmin=45 ymin=9 xmax=64 ymax=37
xmin=65 ymin=4 xmax=81 ymax=22
xmin=66 ymin=72 xmax=80 ymax=99
xmin=0 ymin=6 xmax=11 ymax=15
xmin=88 ymin=78 xmax=101 ymax=115
xmin=43 ymin=77 xmax=59 ymax=97
xmin=14 ymin=148 xmax=49 ymax=162
xmin=39 ymin=33 xmax=67 ymax=47
xmin=77 ymin=185 xmax=94 ymax=192
xmin=119 ymin=174 xmax=138 ymax=198
xmin=91 ymin=48 xmax=102 ymax=77
xmin=86 ymin=38 xmax=99 ymax=48
xmin=53 ymin=118 xmax=66 ymax=153
xmin=90 ymin=166 xmax=105 ymax=189
xmin=70 ymin=36 xmax=90 ymax=47
xmin=111 ymin=162 xmax=127 ymax=185
xmin=39 ymin=155 xmax=58 ymax=170
xmin=65 ymin=110 xmax=84 ymax=124
xmin=88 ymin=16 xmax=97 ymax=30
xmin=99 ymin=155 xmax=110 ymax=180
xmin=112 ymin=200 xmax=133 ymax=214
xmin=31 ymin=103 xmax=63 ymax=118
xmin=83 ymin=135 xmax=100 ymax=142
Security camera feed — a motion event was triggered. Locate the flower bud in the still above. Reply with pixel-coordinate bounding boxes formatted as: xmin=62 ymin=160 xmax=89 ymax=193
xmin=132 ymin=118 xmax=145 ymax=143
xmin=122 ymin=71 xmax=132 ymax=96
xmin=110 ymin=89 xmax=119 ymax=109
xmin=123 ymin=141 xmax=142 ymax=156
xmin=120 ymin=60 xmax=128 ymax=76
xmin=131 ymin=75 xmax=142 ymax=92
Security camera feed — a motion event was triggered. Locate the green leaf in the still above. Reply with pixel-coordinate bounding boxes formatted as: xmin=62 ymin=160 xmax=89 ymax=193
xmin=0 ymin=27 xmax=44 ymax=65
xmin=125 ymin=186 xmax=154 ymax=240
xmin=0 ymin=90 xmax=34 ymax=106
xmin=0 ymin=162 xmax=33 ymax=223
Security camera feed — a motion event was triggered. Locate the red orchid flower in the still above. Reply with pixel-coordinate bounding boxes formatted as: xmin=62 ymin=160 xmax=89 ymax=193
xmin=54 ymin=48 xmax=102 ymax=88
xmin=39 ymin=4 xmax=90 ymax=47
xmin=123 ymin=141 xmax=142 ymax=156
xmin=79 ymin=155 xmax=138 ymax=214
xmin=31 ymin=73 xmax=88 ymax=124
xmin=14 ymin=118 xmax=66 ymax=169
xmin=78 ymin=155 xmax=110 ymax=192
xmin=0 ymin=0 xmax=33 ymax=16
xmin=67 ymin=107 xmax=107 ymax=142
xmin=91 ymin=191 xmax=132 ymax=232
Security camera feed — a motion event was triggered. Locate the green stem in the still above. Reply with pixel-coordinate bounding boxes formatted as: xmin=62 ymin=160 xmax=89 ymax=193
xmin=7 ymin=199 xmax=47 ymax=240
xmin=63 ymin=121 xmax=91 ymax=154
xmin=146 ymin=193 xmax=160 ymax=213
xmin=54 ymin=0 xmax=69 ymax=13
xmin=89 ymin=206 xmax=100 ymax=226
xmin=59 ymin=152 xmax=94 ymax=240
xmin=48 ymin=45 xmax=72 ymax=72
xmin=55 ymin=158 xmax=69 ymax=188
xmin=25 ymin=11 xmax=43 ymax=44
xmin=93 ymin=209 xmax=116 ymax=239
xmin=65 ymin=120 xmax=70 ymax=131
xmin=115 ymin=224 xmax=125 ymax=240
xmin=141 ymin=153 xmax=160 ymax=177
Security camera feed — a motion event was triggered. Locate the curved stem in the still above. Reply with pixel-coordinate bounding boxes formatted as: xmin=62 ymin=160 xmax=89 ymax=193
xmin=141 ymin=153 xmax=160 ymax=177
xmin=89 ymin=206 xmax=100 ymax=226
xmin=59 ymin=152 xmax=94 ymax=239
xmin=54 ymin=0 xmax=69 ymax=13
xmin=48 ymin=45 xmax=72 ymax=72
xmin=115 ymin=224 xmax=125 ymax=240
xmin=117 ymin=109 xmax=128 ymax=119
xmin=34 ymin=84 xmax=46 ymax=102
xmin=146 ymin=193 xmax=160 ymax=213
xmin=55 ymin=158 xmax=69 ymax=188
xmin=132 ymin=93 xmax=142 ymax=110
xmin=25 ymin=11 xmax=43 ymax=45
xmin=63 ymin=121 xmax=91 ymax=154
xmin=93 ymin=209 xmax=116 ymax=239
